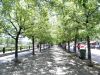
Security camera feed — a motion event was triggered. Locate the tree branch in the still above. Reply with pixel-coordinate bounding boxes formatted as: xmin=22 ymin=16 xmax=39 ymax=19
xmin=3 ymin=26 xmax=16 ymax=39
xmin=9 ymin=20 xmax=18 ymax=32
xmin=17 ymin=26 xmax=22 ymax=37
xmin=88 ymin=6 xmax=99 ymax=16
xmin=8 ymin=14 xmax=18 ymax=32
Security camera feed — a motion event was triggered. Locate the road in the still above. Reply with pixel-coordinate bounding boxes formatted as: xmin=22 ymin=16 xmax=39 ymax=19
xmin=91 ymin=49 xmax=100 ymax=64
xmin=69 ymin=46 xmax=100 ymax=64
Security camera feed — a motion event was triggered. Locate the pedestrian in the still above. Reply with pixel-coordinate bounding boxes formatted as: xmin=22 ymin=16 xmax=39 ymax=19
xmin=29 ymin=46 xmax=30 ymax=49
xmin=3 ymin=47 xmax=5 ymax=54
xmin=37 ymin=44 xmax=39 ymax=48
xmin=78 ymin=43 xmax=80 ymax=50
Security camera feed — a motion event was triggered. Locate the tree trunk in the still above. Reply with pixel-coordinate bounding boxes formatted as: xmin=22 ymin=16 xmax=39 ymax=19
xmin=14 ymin=27 xmax=22 ymax=62
xmin=43 ymin=44 xmax=45 ymax=49
xmin=74 ymin=34 xmax=77 ymax=53
xmin=68 ymin=41 xmax=70 ymax=52
xmin=15 ymin=37 xmax=18 ymax=61
xmin=45 ymin=44 xmax=47 ymax=49
xmin=32 ymin=37 xmax=35 ymax=55
xmin=40 ymin=43 xmax=41 ymax=52
xmin=87 ymin=35 xmax=92 ymax=66
xmin=64 ymin=43 xmax=66 ymax=50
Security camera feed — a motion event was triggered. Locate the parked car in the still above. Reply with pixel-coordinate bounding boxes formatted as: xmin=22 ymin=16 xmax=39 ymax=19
xmin=90 ymin=41 xmax=96 ymax=48
xmin=77 ymin=43 xmax=86 ymax=49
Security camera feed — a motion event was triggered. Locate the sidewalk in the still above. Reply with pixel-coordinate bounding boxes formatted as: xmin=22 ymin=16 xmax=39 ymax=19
xmin=0 ymin=46 xmax=48 ymax=57
xmin=0 ymin=45 xmax=99 ymax=75
xmin=0 ymin=48 xmax=32 ymax=57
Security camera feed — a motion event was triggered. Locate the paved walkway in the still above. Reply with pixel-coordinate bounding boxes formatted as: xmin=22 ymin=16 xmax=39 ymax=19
xmin=0 ymin=49 xmax=32 ymax=57
xmin=0 ymin=45 xmax=99 ymax=75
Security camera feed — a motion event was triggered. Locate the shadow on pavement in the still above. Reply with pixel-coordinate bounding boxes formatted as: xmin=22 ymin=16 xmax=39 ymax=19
xmin=0 ymin=46 xmax=99 ymax=75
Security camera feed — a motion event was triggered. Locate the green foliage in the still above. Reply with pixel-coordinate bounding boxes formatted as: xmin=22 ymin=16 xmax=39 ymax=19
xmin=0 ymin=0 xmax=100 ymax=46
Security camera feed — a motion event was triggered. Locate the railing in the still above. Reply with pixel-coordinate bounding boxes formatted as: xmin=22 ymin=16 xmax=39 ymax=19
xmin=0 ymin=46 xmax=32 ymax=53
xmin=0 ymin=44 xmax=52 ymax=54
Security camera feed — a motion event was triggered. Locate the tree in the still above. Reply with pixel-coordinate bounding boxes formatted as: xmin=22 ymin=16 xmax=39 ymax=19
xmin=71 ymin=0 xmax=100 ymax=66
xmin=1 ymin=0 xmax=29 ymax=62
xmin=24 ymin=0 xmax=52 ymax=53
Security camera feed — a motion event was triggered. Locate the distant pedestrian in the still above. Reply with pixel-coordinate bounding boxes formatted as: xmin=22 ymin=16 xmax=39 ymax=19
xmin=20 ymin=46 xmax=22 ymax=51
xmin=3 ymin=47 xmax=5 ymax=54
xmin=78 ymin=43 xmax=80 ymax=50
xmin=37 ymin=44 xmax=39 ymax=48
xmin=29 ymin=46 xmax=30 ymax=49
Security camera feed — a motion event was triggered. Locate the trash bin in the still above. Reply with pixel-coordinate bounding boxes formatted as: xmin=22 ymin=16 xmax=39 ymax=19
xmin=79 ymin=49 xmax=86 ymax=59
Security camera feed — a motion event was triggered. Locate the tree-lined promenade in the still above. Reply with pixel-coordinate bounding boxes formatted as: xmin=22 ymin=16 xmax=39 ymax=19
xmin=0 ymin=0 xmax=53 ymax=62
xmin=0 ymin=0 xmax=100 ymax=74
xmin=0 ymin=45 xmax=100 ymax=75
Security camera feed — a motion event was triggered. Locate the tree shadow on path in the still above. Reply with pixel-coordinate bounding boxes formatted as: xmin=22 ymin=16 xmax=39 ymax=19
xmin=0 ymin=46 xmax=100 ymax=75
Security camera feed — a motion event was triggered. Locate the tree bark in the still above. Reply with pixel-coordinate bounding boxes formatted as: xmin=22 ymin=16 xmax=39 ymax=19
xmin=74 ymin=34 xmax=77 ymax=53
xmin=15 ymin=36 xmax=18 ymax=61
xmin=45 ymin=44 xmax=47 ymax=49
xmin=40 ymin=43 xmax=41 ymax=52
xmin=87 ymin=35 xmax=92 ymax=63
xmin=64 ymin=43 xmax=66 ymax=50
xmin=14 ymin=27 xmax=22 ymax=62
xmin=43 ymin=44 xmax=45 ymax=49
xmin=32 ymin=37 xmax=35 ymax=55
xmin=68 ymin=41 xmax=70 ymax=52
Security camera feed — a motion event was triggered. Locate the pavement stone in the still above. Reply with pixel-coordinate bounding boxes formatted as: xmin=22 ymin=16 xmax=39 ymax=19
xmin=0 ymin=45 xmax=100 ymax=75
